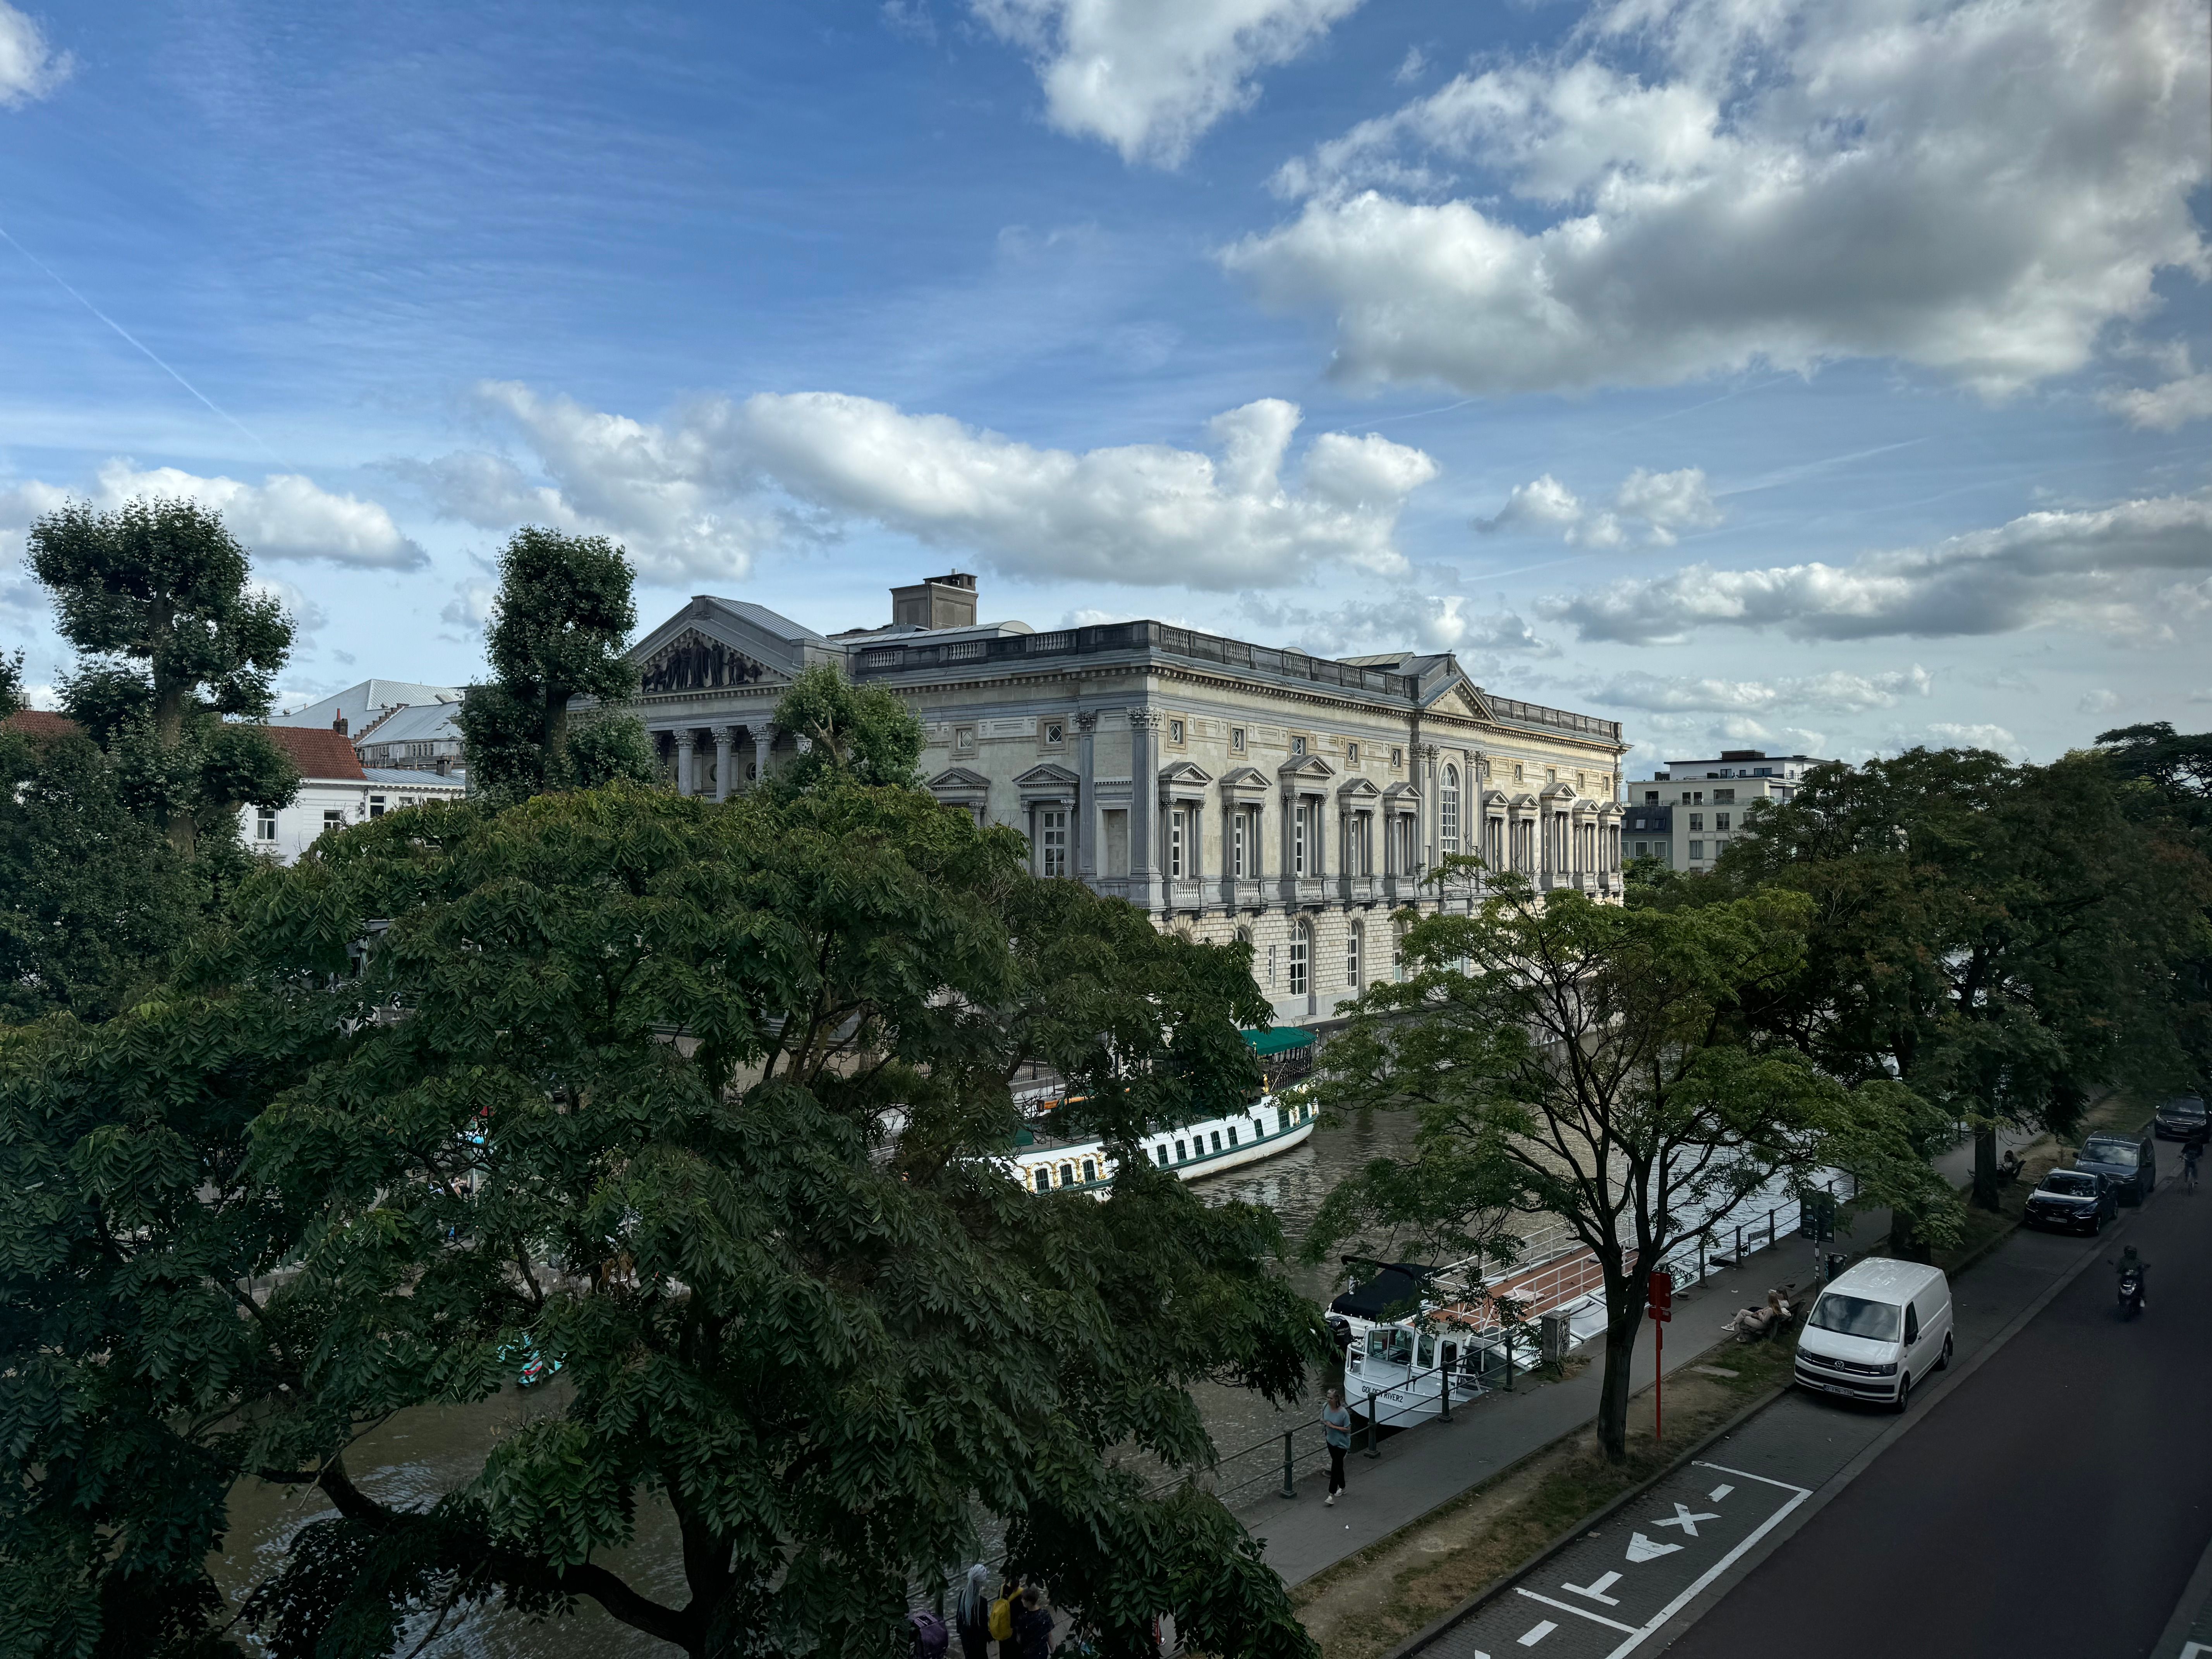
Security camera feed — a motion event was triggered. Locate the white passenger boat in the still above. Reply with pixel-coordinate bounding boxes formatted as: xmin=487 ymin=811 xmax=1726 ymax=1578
xmin=1007 ymin=1088 xmax=1319 ymax=1197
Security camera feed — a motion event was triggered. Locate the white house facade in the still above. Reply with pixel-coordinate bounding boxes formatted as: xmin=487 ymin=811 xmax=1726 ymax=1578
xmin=243 ymin=727 xmax=465 ymax=865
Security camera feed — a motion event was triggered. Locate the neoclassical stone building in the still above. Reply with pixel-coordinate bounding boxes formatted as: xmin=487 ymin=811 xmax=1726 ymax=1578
xmin=619 ymin=575 xmax=1630 ymax=1025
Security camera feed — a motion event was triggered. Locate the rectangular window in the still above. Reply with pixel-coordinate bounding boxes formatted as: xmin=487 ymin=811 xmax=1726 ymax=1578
xmin=1716 ymin=812 xmax=1731 ymax=831
xmin=1230 ymin=727 xmax=1246 ymax=751
xmin=322 ymin=809 xmax=344 ymax=832
xmin=1168 ymin=718 xmax=1186 ymax=745
xmin=1288 ymin=931 xmax=1308 ymax=996
xmin=1346 ymin=741 xmax=1360 ymax=766
xmin=1168 ymin=808 xmax=1185 ymax=878
xmin=1038 ymin=808 xmax=1069 ymax=878
xmin=1346 ymin=926 xmax=1361 ymax=985
xmin=1175 ymin=1139 xmax=1188 ymax=1162
xmin=1689 ymin=814 xmax=1704 ymax=831
xmin=1689 ymin=840 xmax=1705 ymax=859
xmin=1714 ymin=788 xmax=1736 ymax=804
xmin=1391 ymin=746 xmax=1404 ymax=768
xmin=1232 ymin=808 xmax=1246 ymax=878
xmin=368 ymin=795 xmax=385 ymax=819
xmin=1042 ymin=719 xmax=1065 ymax=746
xmin=1645 ymin=790 xmax=1659 ymax=804
xmin=1291 ymin=735 xmax=1307 ymax=756
xmin=1633 ymin=841 xmax=1648 ymax=858
xmin=953 ymin=726 xmax=976 ymax=754
xmin=255 ymin=805 xmax=277 ymax=841
xmin=1226 ymin=1126 xmax=1238 ymax=1147
xmin=1293 ymin=803 xmax=1308 ymax=875
xmin=1155 ymin=1145 xmax=1170 ymax=1166
xmin=1210 ymin=1132 xmax=1222 ymax=1153
xmin=1104 ymin=810 xmax=1130 ymax=877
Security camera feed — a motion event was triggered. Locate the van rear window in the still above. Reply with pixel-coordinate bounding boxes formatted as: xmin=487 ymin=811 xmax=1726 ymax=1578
xmin=1808 ymin=1293 xmax=1901 ymax=1341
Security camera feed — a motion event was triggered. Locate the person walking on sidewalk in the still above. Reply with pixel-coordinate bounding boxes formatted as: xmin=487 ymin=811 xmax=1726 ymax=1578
xmin=1011 ymin=1585 xmax=1056 ymax=1658
xmin=1323 ymin=1388 xmax=1353 ymax=1506
xmin=953 ymin=1563 xmax=993 ymax=1659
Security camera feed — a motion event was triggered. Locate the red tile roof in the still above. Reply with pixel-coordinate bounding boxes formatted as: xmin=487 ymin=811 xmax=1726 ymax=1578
xmin=1 ymin=709 xmax=86 ymax=741
xmin=253 ymin=724 xmax=366 ymax=781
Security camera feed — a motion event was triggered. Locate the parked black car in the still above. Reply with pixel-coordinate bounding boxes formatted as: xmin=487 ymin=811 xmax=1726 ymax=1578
xmin=2075 ymin=1128 xmax=2156 ymax=1205
xmin=2154 ymin=1095 xmax=2207 ymax=1141
xmin=2024 ymin=1169 xmax=2116 ymax=1235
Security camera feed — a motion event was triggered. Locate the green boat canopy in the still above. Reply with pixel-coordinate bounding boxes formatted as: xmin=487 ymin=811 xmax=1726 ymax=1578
xmin=1243 ymin=1026 xmax=1317 ymax=1058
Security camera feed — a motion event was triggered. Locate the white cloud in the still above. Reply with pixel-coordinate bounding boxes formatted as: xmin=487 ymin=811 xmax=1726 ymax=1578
xmin=428 ymin=381 xmax=1439 ymax=592
xmin=2101 ymin=370 xmax=2212 ymax=431
xmin=251 ymin=576 xmax=331 ymax=642
xmin=1544 ymin=491 xmax=2212 ymax=644
xmin=0 ymin=460 xmax=425 ymax=570
xmin=1224 ymin=0 xmax=2210 ymax=397
xmin=1242 ymin=589 xmax=1550 ymax=658
xmin=441 ymin=578 xmax=497 ymax=632
xmin=2077 ymin=688 xmax=2122 ymax=715
xmin=1597 ymin=665 xmax=1932 ymax=714
xmin=1478 ymin=466 xmax=1719 ymax=546
xmin=1394 ymin=46 xmax=1427 ymax=85
xmin=0 ymin=2 xmax=70 ymax=107
xmin=1926 ymin=721 xmax=2025 ymax=758
xmin=973 ymin=0 xmax=1365 ymax=166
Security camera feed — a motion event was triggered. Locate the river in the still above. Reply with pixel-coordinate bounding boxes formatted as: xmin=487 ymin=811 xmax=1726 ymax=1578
xmin=213 ymin=1108 xmax=1419 ymax=1656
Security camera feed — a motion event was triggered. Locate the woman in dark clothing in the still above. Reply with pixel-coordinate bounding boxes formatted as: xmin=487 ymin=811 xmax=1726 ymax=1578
xmin=953 ymin=1562 xmax=993 ymax=1659
xmin=1012 ymin=1585 xmax=1056 ymax=1659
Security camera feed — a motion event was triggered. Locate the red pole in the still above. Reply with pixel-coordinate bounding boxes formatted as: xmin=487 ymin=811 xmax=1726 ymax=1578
xmin=1654 ymin=1316 xmax=1663 ymax=1443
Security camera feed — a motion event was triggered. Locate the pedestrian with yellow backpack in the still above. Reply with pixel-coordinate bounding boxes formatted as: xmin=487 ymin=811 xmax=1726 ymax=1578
xmin=987 ymin=1576 xmax=1019 ymax=1654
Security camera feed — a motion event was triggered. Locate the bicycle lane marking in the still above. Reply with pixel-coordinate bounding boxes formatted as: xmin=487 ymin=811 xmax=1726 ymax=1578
xmin=1598 ymin=1464 xmax=1809 ymax=1659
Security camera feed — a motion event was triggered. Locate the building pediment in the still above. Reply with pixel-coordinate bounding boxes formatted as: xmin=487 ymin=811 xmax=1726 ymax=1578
xmin=1277 ymin=753 xmax=1336 ymax=783
xmin=1422 ymin=675 xmax=1495 ymax=723
xmin=1158 ymin=759 xmax=1214 ymax=785
xmin=1013 ymin=762 xmax=1080 ymax=790
xmin=1382 ymin=779 xmax=1422 ymax=807
xmin=1540 ymin=780 xmax=1579 ymax=801
xmin=927 ymin=766 xmax=991 ymax=796
xmin=635 ymin=626 xmax=781 ymax=697
xmin=1218 ymin=764 xmax=1271 ymax=794
xmin=1508 ymin=792 xmax=1540 ymax=810
xmin=1336 ymin=775 xmax=1382 ymax=801
xmin=1480 ymin=787 xmax=1511 ymax=809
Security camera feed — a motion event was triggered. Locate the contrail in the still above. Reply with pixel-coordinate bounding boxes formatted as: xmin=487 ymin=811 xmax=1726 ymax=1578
xmin=0 ymin=221 xmax=286 ymax=466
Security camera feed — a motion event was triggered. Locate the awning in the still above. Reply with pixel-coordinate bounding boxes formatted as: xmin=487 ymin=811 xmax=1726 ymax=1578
xmin=1328 ymin=1262 xmax=1436 ymax=1321
xmin=1244 ymin=1025 xmax=1317 ymax=1058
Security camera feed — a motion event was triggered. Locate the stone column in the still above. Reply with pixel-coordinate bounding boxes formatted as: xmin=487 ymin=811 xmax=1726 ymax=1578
xmin=1127 ymin=708 xmax=1161 ymax=910
xmin=1420 ymin=744 xmax=1440 ymax=877
xmin=713 ymin=726 xmax=735 ymax=803
xmin=752 ymin=727 xmax=773 ymax=792
xmin=674 ymin=730 xmax=696 ymax=797
xmin=1075 ymin=711 xmax=1098 ymax=882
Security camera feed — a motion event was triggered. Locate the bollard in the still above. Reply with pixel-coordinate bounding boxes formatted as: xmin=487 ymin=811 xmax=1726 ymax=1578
xmin=1281 ymin=1430 xmax=1295 ymax=1499
xmin=1441 ymin=1365 xmax=1452 ymax=1424
xmin=1767 ymin=1207 xmax=1776 ymax=1250
xmin=1505 ymin=1333 xmax=1516 ymax=1392
xmin=1365 ymin=1391 xmax=1381 ymax=1458
xmin=1697 ymin=1233 xmax=1705 ymax=1286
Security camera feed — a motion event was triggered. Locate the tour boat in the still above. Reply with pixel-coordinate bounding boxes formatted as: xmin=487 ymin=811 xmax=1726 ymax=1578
xmin=1006 ymin=1087 xmax=1319 ymax=1198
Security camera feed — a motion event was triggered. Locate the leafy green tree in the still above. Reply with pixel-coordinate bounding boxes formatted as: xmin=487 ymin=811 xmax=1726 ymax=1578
xmin=453 ymin=527 xmax=656 ymax=801
xmin=769 ymin=660 xmax=924 ymax=792
xmin=2 ymin=780 xmax=1323 ymax=1659
xmin=27 ymin=498 xmax=297 ymax=855
xmin=1313 ymin=871 xmax=1947 ymax=1464
xmin=2095 ymin=722 xmax=2212 ymax=1089
xmin=1718 ymin=748 xmax=2212 ymax=1212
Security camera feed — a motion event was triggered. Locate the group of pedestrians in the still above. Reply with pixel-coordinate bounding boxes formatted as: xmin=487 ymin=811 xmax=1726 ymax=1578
xmin=945 ymin=1564 xmax=1056 ymax=1659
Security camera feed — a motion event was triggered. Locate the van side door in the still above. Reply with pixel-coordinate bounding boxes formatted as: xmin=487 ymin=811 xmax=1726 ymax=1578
xmin=1902 ymin=1300 xmax=1922 ymax=1374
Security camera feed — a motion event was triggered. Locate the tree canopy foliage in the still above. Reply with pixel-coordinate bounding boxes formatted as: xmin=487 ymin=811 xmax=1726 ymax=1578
xmin=1 ymin=778 xmax=1322 ymax=1659
xmin=769 ymin=661 xmax=926 ymax=793
xmin=1314 ymin=870 xmax=1945 ymax=1462
xmin=28 ymin=498 xmax=298 ymax=856
xmin=455 ymin=527 xmax=656 ymax=802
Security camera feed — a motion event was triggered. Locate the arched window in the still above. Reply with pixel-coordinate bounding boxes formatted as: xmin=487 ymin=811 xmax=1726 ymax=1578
xmin=1346 ymin=920 xmax=1363 ymax=986
xmin=1288 ymin=921 xmax=1310 ymax=998
xmin=1441 ymin=765 xmax=1461 ymax=854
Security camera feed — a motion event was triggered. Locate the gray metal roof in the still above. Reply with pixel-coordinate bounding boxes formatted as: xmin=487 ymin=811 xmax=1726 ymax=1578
xmin=696 ymin=597 xmax=835 ymax=646
xmin=361 ymin=768 xmax=466 ymax=788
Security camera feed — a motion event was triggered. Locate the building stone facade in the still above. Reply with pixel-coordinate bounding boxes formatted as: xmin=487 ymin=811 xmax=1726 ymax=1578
xmin=1628 ymin=749 xmax=1832 ymax=872
xmin=618 ymin=579 xmax=1631 ymax=1026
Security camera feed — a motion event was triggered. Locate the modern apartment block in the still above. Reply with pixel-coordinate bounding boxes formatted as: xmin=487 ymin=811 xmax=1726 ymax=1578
xmin=616 ymin=575 xmax=1632 ymax=1025
xmin=1627 ymin=749 xmax=1833 ymax=872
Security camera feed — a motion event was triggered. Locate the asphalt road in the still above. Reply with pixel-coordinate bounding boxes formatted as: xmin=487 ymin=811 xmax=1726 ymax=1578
xmin=1672 ymin=1169 xmax=2212 ymax=1659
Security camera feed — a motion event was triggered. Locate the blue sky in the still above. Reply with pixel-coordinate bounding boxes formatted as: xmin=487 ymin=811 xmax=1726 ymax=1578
xmin=2 ymin=0 xmax=2207 ymax=768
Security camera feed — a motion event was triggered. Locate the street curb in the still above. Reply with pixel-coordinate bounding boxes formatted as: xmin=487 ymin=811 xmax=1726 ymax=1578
xmin=1632 ymin=1187 xmax=2139 ymax=1654
xmin=1376 ymin=1370 xmax=1794 ymax=1659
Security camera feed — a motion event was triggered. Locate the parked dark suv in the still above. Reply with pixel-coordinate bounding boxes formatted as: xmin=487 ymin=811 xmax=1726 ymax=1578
xmin=2075 ymin=1128 xmax=2156 ymax=1205
xmin=2154 ymin=1096 xmax=2207 ymax=1141
xmin=2024 ymin=1169 xmax=2116 ymax=1235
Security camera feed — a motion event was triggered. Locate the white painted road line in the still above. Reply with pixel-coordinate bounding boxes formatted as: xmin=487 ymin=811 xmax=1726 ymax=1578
xmin=1707 ymin=1484 xmax=1733 ymax=1501
xmin=1563 ymin=1570 xmax=1623 ymax=1606
xmin=1515 ymin=1590 xmax=1638 ymax=1634
xmin=1653 ymin=1503 xmax=1719 ymax=1537
xmin=1600 ymin=1472 xmax=1814 ymax=1659
xmin=1518 ymin=1621 xmax=1557 ymax=1645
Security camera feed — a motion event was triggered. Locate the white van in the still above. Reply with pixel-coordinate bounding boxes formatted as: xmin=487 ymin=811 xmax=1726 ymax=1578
xmin=1794 ymin=1257 xmax=1953 ymax=1412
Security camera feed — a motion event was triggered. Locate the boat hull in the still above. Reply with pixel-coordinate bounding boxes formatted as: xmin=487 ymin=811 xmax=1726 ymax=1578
xmin=1009 ymin=1094 xmax=1318 ymax=1196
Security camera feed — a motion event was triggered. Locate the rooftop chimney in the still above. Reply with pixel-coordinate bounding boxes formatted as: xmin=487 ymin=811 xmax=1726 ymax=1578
xmin=333 ymin=712 xmax=349 ymax=737
xmin=890 ymin=572 xmax=979 ymax=630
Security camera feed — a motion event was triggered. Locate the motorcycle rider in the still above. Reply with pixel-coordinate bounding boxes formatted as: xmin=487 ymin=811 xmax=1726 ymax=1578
xmin=2117 ymin=1243 xmax=2149 ymax=1310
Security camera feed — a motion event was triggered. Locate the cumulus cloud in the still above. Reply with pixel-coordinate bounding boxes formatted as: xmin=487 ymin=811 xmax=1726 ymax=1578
xmin=1544 ymin=491 xmax=2212 ymax=644
xmin=973 ymin=0 xmax=1364 ymax=166
xmin=0 ymin=2 xmax=70 ymax=107
xmin=2077 ymin=688 xmax=2122 ymax=715
xmin=1223 ymin=0 xmax=2210 ymax=397
xmin=2101 ymin=369 xmax=2212 ymax=431
xmin=421 ymin=381 xmax=1439 ymax=591
xmin=440 ymin=578 xmax=497 ymax=632
xmin=1926 ymin=721 xmax=2025 ymax=758
xmin=1478 ymin=466 xmax=1719 ymax=547
xmin=1243 ymin=588 xmax=1550 ymax=659
xmin=0 ymin=460 xmax=425 ymax=570
xmin=1596 ymin=665 xmax=1932 ymax=714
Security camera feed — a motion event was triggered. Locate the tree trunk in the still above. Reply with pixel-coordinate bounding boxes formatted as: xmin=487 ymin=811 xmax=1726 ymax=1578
xmin=1970 ymin=1123 xmax=2000 ymax=1211
xmin=1887 ymin=1204 xmax=1933 ymax=1264
xmin=1595 ymin=1266 xmax=1644 ymax=1464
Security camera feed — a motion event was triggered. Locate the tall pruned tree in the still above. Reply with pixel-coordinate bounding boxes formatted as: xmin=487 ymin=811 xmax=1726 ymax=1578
xmin=454 ymin=527 xmax=656 ymax=802
xmin=2 ymin=779 xmax=1324 ymax=1659
xmin=1313 ymin=871 xmax=1949 ymax=1464
xmin=28 ymin=498 xmax=298 ymax=855
xmin=769 ymin=660 xmax=924 ymax=793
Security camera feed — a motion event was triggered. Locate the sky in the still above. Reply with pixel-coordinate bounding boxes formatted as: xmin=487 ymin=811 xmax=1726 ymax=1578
xmin=1 ymin=0 xmax=2207 ymax=770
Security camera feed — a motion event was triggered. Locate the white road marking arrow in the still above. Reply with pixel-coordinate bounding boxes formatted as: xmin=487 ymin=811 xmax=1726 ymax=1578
xmin=1655 ymin=1502 xmax=1721 ymax=1537
xmin=1561 ymin=1570 xmax=1622 ymax=1606
xmin=1625 ymin=1531 xmax=1682 ymax=1563
xmin=1518 ymin=1620 xmax=1556 ymax=1645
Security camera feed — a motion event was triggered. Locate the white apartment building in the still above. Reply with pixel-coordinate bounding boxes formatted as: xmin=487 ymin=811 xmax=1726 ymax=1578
xmin=615 ymin=575 xmax=1633 ymax=1027
xmin=244 ymin=726 xmax=465 ymax=865
xmin=1627 ymin=749 xmax=1832 ymax=872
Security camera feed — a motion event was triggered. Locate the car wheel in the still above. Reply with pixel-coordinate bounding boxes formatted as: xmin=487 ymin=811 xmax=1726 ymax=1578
xmin=1894 ymin=1372 xmax=1913 ymax=1414
xmin=1937 ymin=1332 xmax=1953 ymax=1370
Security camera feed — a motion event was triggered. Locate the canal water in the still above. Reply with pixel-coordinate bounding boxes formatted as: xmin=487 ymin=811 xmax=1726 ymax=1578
xmin=213 ymin=1108 xmax=1419 ymax=1656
